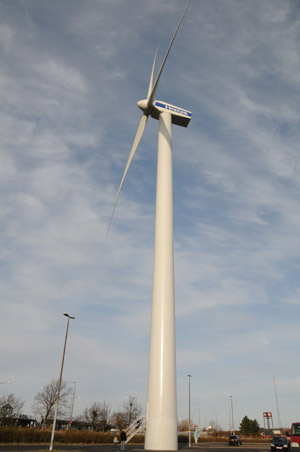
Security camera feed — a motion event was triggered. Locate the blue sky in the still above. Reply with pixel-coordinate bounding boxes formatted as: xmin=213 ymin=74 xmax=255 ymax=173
xmin=1 ymin=0 xmax=300 ymax=430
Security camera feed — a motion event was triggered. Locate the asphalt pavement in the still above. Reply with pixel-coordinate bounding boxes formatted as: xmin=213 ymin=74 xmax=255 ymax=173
xmin=0 ymin=443 xmax=271 ymax=452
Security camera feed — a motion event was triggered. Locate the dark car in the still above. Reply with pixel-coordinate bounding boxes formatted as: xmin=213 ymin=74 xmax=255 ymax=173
xmin=271 ymin=436 xmax=290 ymax=452
xmin=229 ymin=435 xmax=243 ymax=446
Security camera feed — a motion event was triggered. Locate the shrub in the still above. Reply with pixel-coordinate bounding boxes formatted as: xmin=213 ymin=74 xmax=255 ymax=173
xmin=0 ymin=428 xmax=138 ymax=444
xmin=0 ymin=427 xmax=50 ymax=443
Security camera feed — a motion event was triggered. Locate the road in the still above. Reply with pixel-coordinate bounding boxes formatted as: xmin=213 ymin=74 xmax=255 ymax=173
xmin=0 ymin=443 xmax=271 ymax=452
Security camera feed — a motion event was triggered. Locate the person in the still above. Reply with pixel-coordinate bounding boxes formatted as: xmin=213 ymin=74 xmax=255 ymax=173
xmin=120 ymin=430 xmax=127 ymax=450
xmin=113 ymin=436 xmax=119 ymax=446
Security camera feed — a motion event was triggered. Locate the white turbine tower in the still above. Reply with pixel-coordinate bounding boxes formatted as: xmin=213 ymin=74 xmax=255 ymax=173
xmin=109 ymin=2 xmax=191 ymax=450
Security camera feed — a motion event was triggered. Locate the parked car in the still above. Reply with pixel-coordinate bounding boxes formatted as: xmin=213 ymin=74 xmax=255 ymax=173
xmin=290 ymin=423 xmax=300 ymax=452
xmin=229 ymin=435 xmax=243 ymax=446
xmin=271 ymin=436 xmax=290 ymax=452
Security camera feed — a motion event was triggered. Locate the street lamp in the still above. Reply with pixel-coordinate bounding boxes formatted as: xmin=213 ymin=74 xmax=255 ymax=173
xmin=63 ymin=381 xmax=77 ymax=429
xmin=209 ymin=411 xmax=218 ymax=430
xmin=187 ymin=375 xmax=191 ymax=447
xmin=230 ymin=395 xmax=234 ymax=435
xmin=49 ymin=313 xmax=75 ymax=451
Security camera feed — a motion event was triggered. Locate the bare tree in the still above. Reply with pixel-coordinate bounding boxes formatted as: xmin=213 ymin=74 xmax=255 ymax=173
xmin=110 ymin=410 xmax=127 ymax=431
xmin=123 ymin=396 xmax=142 ymax=427
xmin=178 ymin=419 xmax=189 ymax=432
xmin=81 ymin=401 xmax=111 ymax=431
xmin=0 ymin=393 xmax=25 ymax=420
xmin=207 ymin=418 xmax=221 ymax=432
xmin=32 ymin=379 xmax=72 ymax=426
xmin=98 ymin=401 xmax=111 ymax=431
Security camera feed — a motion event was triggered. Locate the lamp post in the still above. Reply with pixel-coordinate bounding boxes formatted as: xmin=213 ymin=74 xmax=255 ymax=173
xmin=187 ymin=375 xmax=191 ymax=447
xmin=230 ymin=396 xmax=234 ymax=435
xmin=63 ymin=381 xmax=76 ymax=430
xmin=49 ymin=313 xmax=75 ymax=451
xmin=209 ymin=411 xmax=218 ymax=431
xmin=273 ymin=376 xmax=282 ymax=429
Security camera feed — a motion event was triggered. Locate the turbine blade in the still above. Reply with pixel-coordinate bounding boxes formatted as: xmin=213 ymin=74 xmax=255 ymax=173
xmin=147 ymin=0 xmax=191 ymax=108
xmin=107 ymin=113 xmax=148 ymax=238
xmin=147 ymin=47 xmax=159 ymax=103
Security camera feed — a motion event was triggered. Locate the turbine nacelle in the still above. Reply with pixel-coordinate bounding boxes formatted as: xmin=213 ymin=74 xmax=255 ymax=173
xmin=151 ymin=100 xmax=191 ymax=128
xmin=137 ymin=99 xmax=192 ymax=128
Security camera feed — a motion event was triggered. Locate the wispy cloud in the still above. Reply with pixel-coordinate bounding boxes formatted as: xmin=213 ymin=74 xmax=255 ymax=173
xmin=1 ymin=0 xmax=300 ymax=426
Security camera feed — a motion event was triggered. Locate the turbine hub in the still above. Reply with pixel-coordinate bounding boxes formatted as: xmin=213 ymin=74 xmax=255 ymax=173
xmin=137 ymin=99 xmax=149 ymax=113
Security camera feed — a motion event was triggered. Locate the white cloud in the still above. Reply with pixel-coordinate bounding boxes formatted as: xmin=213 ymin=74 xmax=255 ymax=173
xmin=0 ymin=23 xmax=14 ymax=53
xmin=35 ymin=59 xmax=87 ymax=95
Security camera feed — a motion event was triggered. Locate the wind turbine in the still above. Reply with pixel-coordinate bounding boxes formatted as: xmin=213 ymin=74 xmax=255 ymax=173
xmin=109 ymin=1 xmax=192 ymax=450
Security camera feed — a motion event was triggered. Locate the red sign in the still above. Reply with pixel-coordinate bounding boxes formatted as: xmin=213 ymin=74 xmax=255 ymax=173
xmin=263 ymin=412 xmax=272 ymax=418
